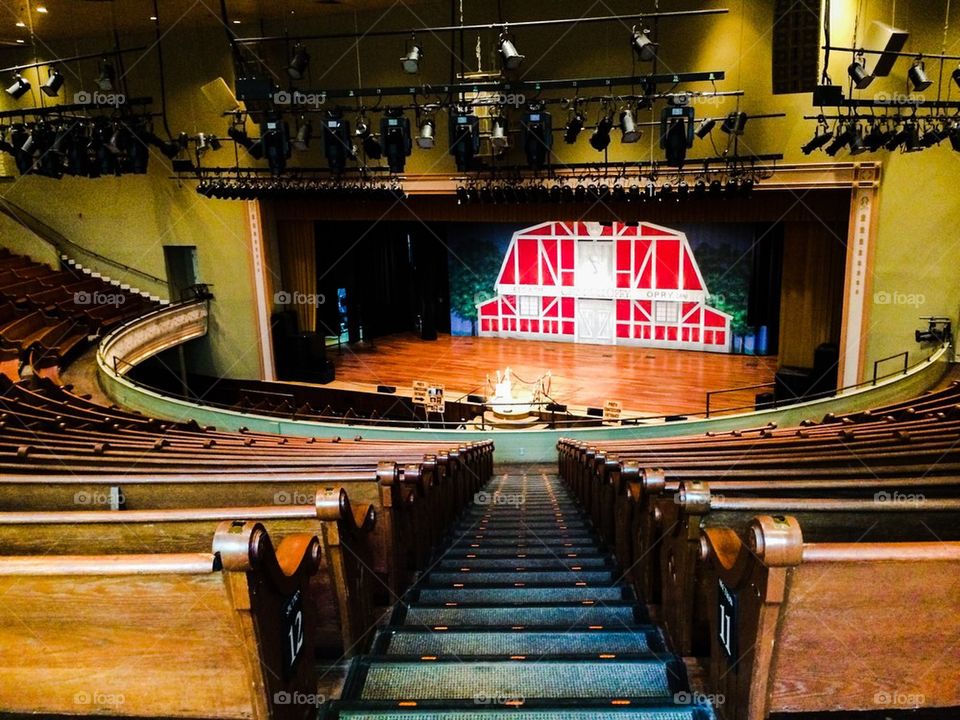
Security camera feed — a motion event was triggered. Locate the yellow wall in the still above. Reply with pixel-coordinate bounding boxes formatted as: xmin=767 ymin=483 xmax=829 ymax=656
xmin=0 ymin=0 xmax=957 ymax=381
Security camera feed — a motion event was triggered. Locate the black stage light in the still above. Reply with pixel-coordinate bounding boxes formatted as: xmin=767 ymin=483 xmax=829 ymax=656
xmin=456 ymin=186 xmax=467 ymax=205
xmin=564 ymin=110 xmax=585 ymax=144
xmin=288 ymin=44 xmax=310 ymax=80
xmin=953 ymin=65 xmax=960 ymax=90
xmin=863 ymin=124 xmax=894 ymax=152
xmin=5 ymin=74 xmax=30 ymax=100
xmin=847 ymin=123 xmax=867 ymax=155
xmin=693 ymin=179 xmax=707 ymax=196
xmin=549 ymin=184 xmax=562 ymax=202
xmin=660 ymin=183 xmax=674 ymax=201
xmin=708 ymin=179 xmax=723 ymax=195
xmin=561 ymin=185 xmax=574 ymax=202
xmin=824 ymin=126 xmax=851 ymax=156
xmin=261 ymin=114 xmax=290 ymax=174
xmin=661 ymin=104 xmax=695 ymax=167
xmin=848 ymin=58 xmax=873 ymax=89
xmin=677 ymin=180 xmax=689 ymax=198
xmin=612 ymin=184 xmax=625 ymax=202
xmin=739 ymin=178 xmax=755 ymax=196
xmin=590 ymin=112 xmax=613 ymax=151
xmin=228 ymin=124 xmax=263 ymax=160
xmin=908 ymin=58 xmax=932 ymax=91
xmin=381 ymin=109 xmax=412 ymax=173
xmin=801 ymin=130 xmax=833 ymax=154
xmin=630 ymin=24 xmax=657 ymax=61
xmin=949 ymin=122 xmax=960 ymax=152
xmin=322 ymin=111 xmax=354 ymax=173
xmin=628 ymin=184 xmax=641 ymax=202
xmin=522 ymin=105 xmax=552 ymax=169
xmin=725 ymin=178 xmax=739 ymax=196
xmin=721 ymin=111 xmax=748 ymax=135
xmin=42 ymin=66 xmax=63 ymax=97
xmin=355 ymin=116 xmax=382 ymax=159
xmin=574 ymin=183 xmax=586 ymax=202
xmin=449 ymin=109 xmax=480 ymax=171
xmin=904 ymin=121 xmax=922 ymax=152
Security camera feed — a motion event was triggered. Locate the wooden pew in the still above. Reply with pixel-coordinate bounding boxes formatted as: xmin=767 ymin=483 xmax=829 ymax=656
xmin=0 ymin=485 xmax=377 ymax=656
xmin=702 ymin=515 xmax=960 ymax=719
xmin=660 ymin=485 xmax=960 ymax=655
xmin=0 ymin=521 xmax=322 ymax=720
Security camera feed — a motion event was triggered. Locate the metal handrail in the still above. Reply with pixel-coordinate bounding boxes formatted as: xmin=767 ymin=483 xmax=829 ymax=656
xmin=873 ymin=351 xmax=909 ymax=385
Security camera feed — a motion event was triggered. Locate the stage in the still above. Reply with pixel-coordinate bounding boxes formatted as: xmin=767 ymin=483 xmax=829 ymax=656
xmin=327 ymin=333 xmax=779 ymax=417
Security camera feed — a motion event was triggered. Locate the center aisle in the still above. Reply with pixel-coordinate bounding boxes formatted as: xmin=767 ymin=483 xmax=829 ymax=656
xmin=323 ymin=469 xmax=715 ymax=719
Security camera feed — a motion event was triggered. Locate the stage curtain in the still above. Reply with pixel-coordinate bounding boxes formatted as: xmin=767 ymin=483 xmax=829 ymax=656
xmin=277 ymin=220 xmax=317 ymax=334
xmin=778 ymin=222 xmax=847 ymax=368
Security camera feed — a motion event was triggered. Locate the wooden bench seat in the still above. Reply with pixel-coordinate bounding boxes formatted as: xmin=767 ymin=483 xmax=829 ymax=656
xmin=702 ymin=515 xmax=960 ymax=719
xmin=0 ymin=521 xmax=322 ymax=720
xmin=0 ymin=486 xmax=377 ymax=656
xmin=661 ymin=488 xmax=960 ymax=654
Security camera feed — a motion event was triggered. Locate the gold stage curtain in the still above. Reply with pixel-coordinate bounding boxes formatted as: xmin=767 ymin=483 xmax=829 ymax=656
xmin=778 ymin=222 xmax=847 ymax=368
xmin=277 ymin=220 xmax=317 ymax=334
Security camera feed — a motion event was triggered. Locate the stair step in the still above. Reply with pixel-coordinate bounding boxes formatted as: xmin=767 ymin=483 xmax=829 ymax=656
xmin=435 ymin=556 xmax=610 ymax=570
xmin=377 ymin=628 xmax=665 ymax=658
xmin=451 ymin=535 xmax=594 ymax=545
xmin=443 ymin=547 xmax=603 ymax=559
xmin=353 ymin=659 xmax=685 ymax=702
xmin=415 ymin=585 xmax=628 ymax=604
xmin=326 ymin=706 xmax=712 ymax=720
xmin=425 ymin=570 xmax=615 ymax=586
xmin=401 ymin=603 xmax=645 ymax=628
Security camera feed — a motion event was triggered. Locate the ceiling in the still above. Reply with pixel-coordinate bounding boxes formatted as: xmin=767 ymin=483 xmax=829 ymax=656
xmin=0 ymin=0 xmax=442 ymax=45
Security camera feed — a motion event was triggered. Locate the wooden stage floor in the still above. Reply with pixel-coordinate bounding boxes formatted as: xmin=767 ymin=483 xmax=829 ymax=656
xmin=328 ymin=333 xmax=779 ymax=417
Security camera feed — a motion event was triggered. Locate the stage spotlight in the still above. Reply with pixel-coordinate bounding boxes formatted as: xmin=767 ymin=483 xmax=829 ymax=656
xmin=824 ymin=126 xmax=850 ymax=156
xmin=381 ymin=108 xmax=412 ymax=173
xmin=847 ymin=56 xmax=873 ymax=89
xmin=97 ymin=60 xmax=115 ymax=92
xmin=694 ymin=179 xmax=707 ymax=196
xmin=953 ymin=64 xmax=960 ymax=90
xmin=490 ymin=114 xmax=509 ymax=153
xmin=801 ymin=129 xmax=833 ymax=154
xmin=41 ymin=66 xmax=63 ymax=97
xmin=456 ymin=186 xmax=467 ymax=205
xmin=627 ymin=184 xmax=641 ymax=202
xmin=695 ymin=118 xmax=716 ymax=139
xmin=612 ymin=184 xmax=625 ymax=202
xmin=292 ymin=117 xmax=312 ymax=151
xmin=499 ymin=29 xmax=525 ymax=71
xmin=5 ymin=74 xmax=30 ymax=100
xmin=904 ymin=121 xmax=922 ymax=152
xmin=620 ymin=109 xmax=640 ymax=143
xmin=564 ymin=110 xmax=585 ymax=144
xmin=863 ymin=123 xmax=894 ymax=152
xmin=908 ymin=58 xmax=932 ymax=91
xmin=721 ymin=111 xmax=748 ymax=135
xmin=355 ymin=115 xmax=382 ymax=159
xmin=630 ymin=24 xmax=657 ymax=61
xmin=449 ymin=109 xmax=480 ymax=171
xmin=920 ymin=123 xmax=947 ymax=148
xmin=227 ymin=124 xmax=264 ymax=160
xmin=709 ymin=179 xmax=723 ymax=196
xmin=589 ymin=112 xmax=613 ymax=152
xmin=677 ymin=180 xmax=689 ymax=198
xmin=574 ymin=183 xmax=586 ymax=202
xmin=660 ymin=183 xmax=674 ymax=201
xmin=401 ymin=35 xmax=422 ymax=74
xmin=847 ymin=123 xmax=867 ymax=155
xmin=261 ymin=115 xmax=290 ymax=175
xmin=323 ymin=111 xmax=354 ymax=173
xmin=287 ymin=44 xmax=310 ymax=80
xmin=949 ymin=122 xmax=960 ymax=152
xmin=416 ymin=116 xmax=435 ymax=149
xmin=661 ymin=104 xmax=695 ymax=167
xmin=522 ymin=105 xmax=552 ymax=169
xmin=561 ymin=184 xmax=574 ymax=202
xmin=885 ymin=123 xmax=909 ymax=151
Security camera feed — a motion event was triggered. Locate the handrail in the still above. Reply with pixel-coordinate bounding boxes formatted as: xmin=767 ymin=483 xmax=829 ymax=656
xmin=873 ymin=351 xmax=909 ymax=385
xmin=0 ymin=197 xmax=169 ymax=291
xmin=706 ymin=381 xmax=775 ymax=418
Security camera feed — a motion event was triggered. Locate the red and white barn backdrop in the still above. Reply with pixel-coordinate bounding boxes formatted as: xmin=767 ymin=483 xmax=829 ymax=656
xmin=476 ymin=221 xmax=733 ymax=352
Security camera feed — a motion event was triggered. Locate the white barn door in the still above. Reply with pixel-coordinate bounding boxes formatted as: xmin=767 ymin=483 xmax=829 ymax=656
xmin=576 ymin=299 xmax=614 ymax=344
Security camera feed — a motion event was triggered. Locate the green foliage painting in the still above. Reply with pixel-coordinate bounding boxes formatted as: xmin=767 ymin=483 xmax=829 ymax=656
xmin=447 ymin=232 xmax=508 ymax=336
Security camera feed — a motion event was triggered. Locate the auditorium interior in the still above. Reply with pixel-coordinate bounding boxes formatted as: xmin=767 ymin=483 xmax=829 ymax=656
xmin=0 ymin=0 xmax=959 ymax=718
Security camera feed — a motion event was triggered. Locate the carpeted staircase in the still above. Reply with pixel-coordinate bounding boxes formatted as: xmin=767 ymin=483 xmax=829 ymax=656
xmin=322 ymin=470 xmax=715 ymax=719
